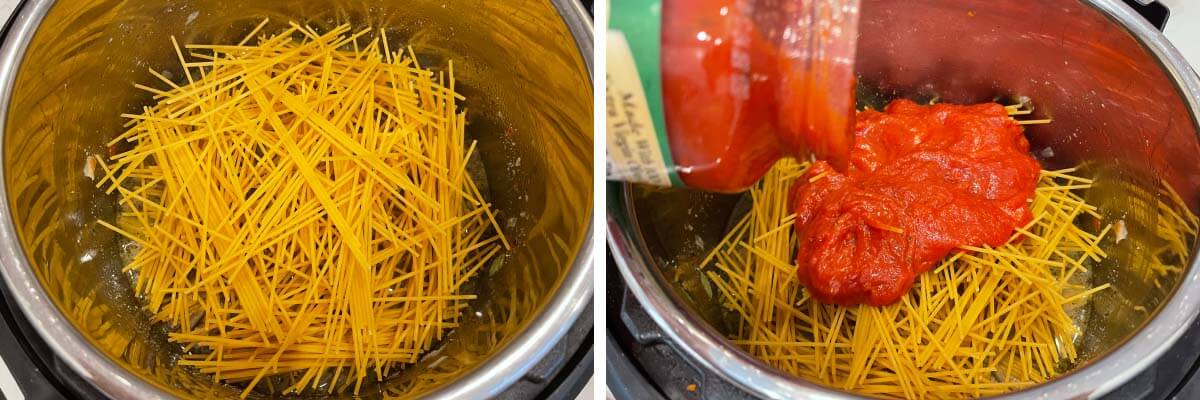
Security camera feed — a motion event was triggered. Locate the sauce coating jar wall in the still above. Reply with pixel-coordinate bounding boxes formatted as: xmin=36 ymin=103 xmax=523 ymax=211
xmin=607 ymin=0 xmax=860 ymax=192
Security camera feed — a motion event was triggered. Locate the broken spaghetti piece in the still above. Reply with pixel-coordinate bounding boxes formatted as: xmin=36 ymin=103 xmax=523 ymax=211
xmin=96 ymin=21 xmax=506 ymax=397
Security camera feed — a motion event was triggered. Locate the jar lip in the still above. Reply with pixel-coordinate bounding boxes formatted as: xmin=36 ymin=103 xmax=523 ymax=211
xmin=608 ymin=0 xmax=1200 ymax=396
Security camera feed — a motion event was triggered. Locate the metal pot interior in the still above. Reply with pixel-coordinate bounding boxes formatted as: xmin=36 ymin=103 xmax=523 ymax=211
xmin=2 ymin=0 xmax=591 ymax=398
xmin=623 ymin=0 xmax=1200 ymax=395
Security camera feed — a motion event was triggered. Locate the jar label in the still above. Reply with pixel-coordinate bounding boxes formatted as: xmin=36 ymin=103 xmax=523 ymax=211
xmin=606 ymin=32 xmax=675 ymax=187
xmin=606 ymin=0 xmax=681 ymax=187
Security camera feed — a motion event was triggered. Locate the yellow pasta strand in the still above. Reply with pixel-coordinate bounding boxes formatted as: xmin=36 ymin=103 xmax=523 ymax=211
xmin=702 ymin=105 xmax=1198 ymax=399
xmin=705 ymin=160 xmax=1113 ymax=398
xmin=97 ymin=22 xmax=505 ymax=397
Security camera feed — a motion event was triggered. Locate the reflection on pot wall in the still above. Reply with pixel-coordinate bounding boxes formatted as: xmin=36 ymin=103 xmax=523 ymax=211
xmin=850 ymin=0 xmax=1200 ymax=364
xmin=855 ymin=0 xmax=1200 ymax=203
xmin=3 ymin=0 xmax=591 ymax=398
xmin=615 ymin=0 xmax=1200 ymax=398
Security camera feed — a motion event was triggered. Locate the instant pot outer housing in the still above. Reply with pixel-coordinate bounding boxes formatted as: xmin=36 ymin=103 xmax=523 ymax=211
xmin=0 ymin=0 xmax=593 ymax=398
xmin=609 ymin=0 xmax=1200 ymax=399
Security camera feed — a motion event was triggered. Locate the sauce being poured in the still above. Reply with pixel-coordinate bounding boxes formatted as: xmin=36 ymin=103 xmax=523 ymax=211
xmin=789 ymin=100 xmax=1040 ymax=306
xmin=659 ymin=0 xmax=859 ymax=192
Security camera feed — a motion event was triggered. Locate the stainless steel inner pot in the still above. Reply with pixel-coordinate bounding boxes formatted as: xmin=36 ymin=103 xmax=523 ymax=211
xmin=0 ymin=0 xmax=593 ymax=398
xmin=608 ymin=0 xmax=1200 ymax=398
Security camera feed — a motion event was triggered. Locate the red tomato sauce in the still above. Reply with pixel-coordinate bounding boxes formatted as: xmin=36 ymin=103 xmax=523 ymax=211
xmin=789 ymin=99 xmax=1040 ymax=306
xmin=660 ymin=0 xmax=856 ymax=192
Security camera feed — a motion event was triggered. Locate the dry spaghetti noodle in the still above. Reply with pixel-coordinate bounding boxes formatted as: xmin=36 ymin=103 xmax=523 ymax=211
xmin=96 ymin=21 xmax=505 ymax=397
xmin=701 ymin=106 xmax=1156 ymax=398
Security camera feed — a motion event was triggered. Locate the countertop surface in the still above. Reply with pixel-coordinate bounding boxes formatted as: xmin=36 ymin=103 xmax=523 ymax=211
xmin=1162 ymin=0 xmax=1199 ymax=70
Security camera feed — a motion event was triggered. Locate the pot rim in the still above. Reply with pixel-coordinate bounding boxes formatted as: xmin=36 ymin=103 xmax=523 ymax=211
xmin=0 ymin=0 xmax=595 ymax=399
xmin=606 ymin=0 xmax=1200 ymax=399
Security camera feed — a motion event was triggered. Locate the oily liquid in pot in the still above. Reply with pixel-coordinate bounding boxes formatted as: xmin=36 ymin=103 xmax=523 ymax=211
xmin=631 ymin=169 xmax=1198 ymax=379
xmin=629 ymin=93 xmax=1200 ymax=381
xmin=81 ymin=29 xmax=554 ymax=395
xmin=7 ymin=0 xmax=593 ymax=397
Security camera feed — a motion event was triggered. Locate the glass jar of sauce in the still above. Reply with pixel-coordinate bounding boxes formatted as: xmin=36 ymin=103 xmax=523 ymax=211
xmin=607 ymin=0 xmax=860 ymax=192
